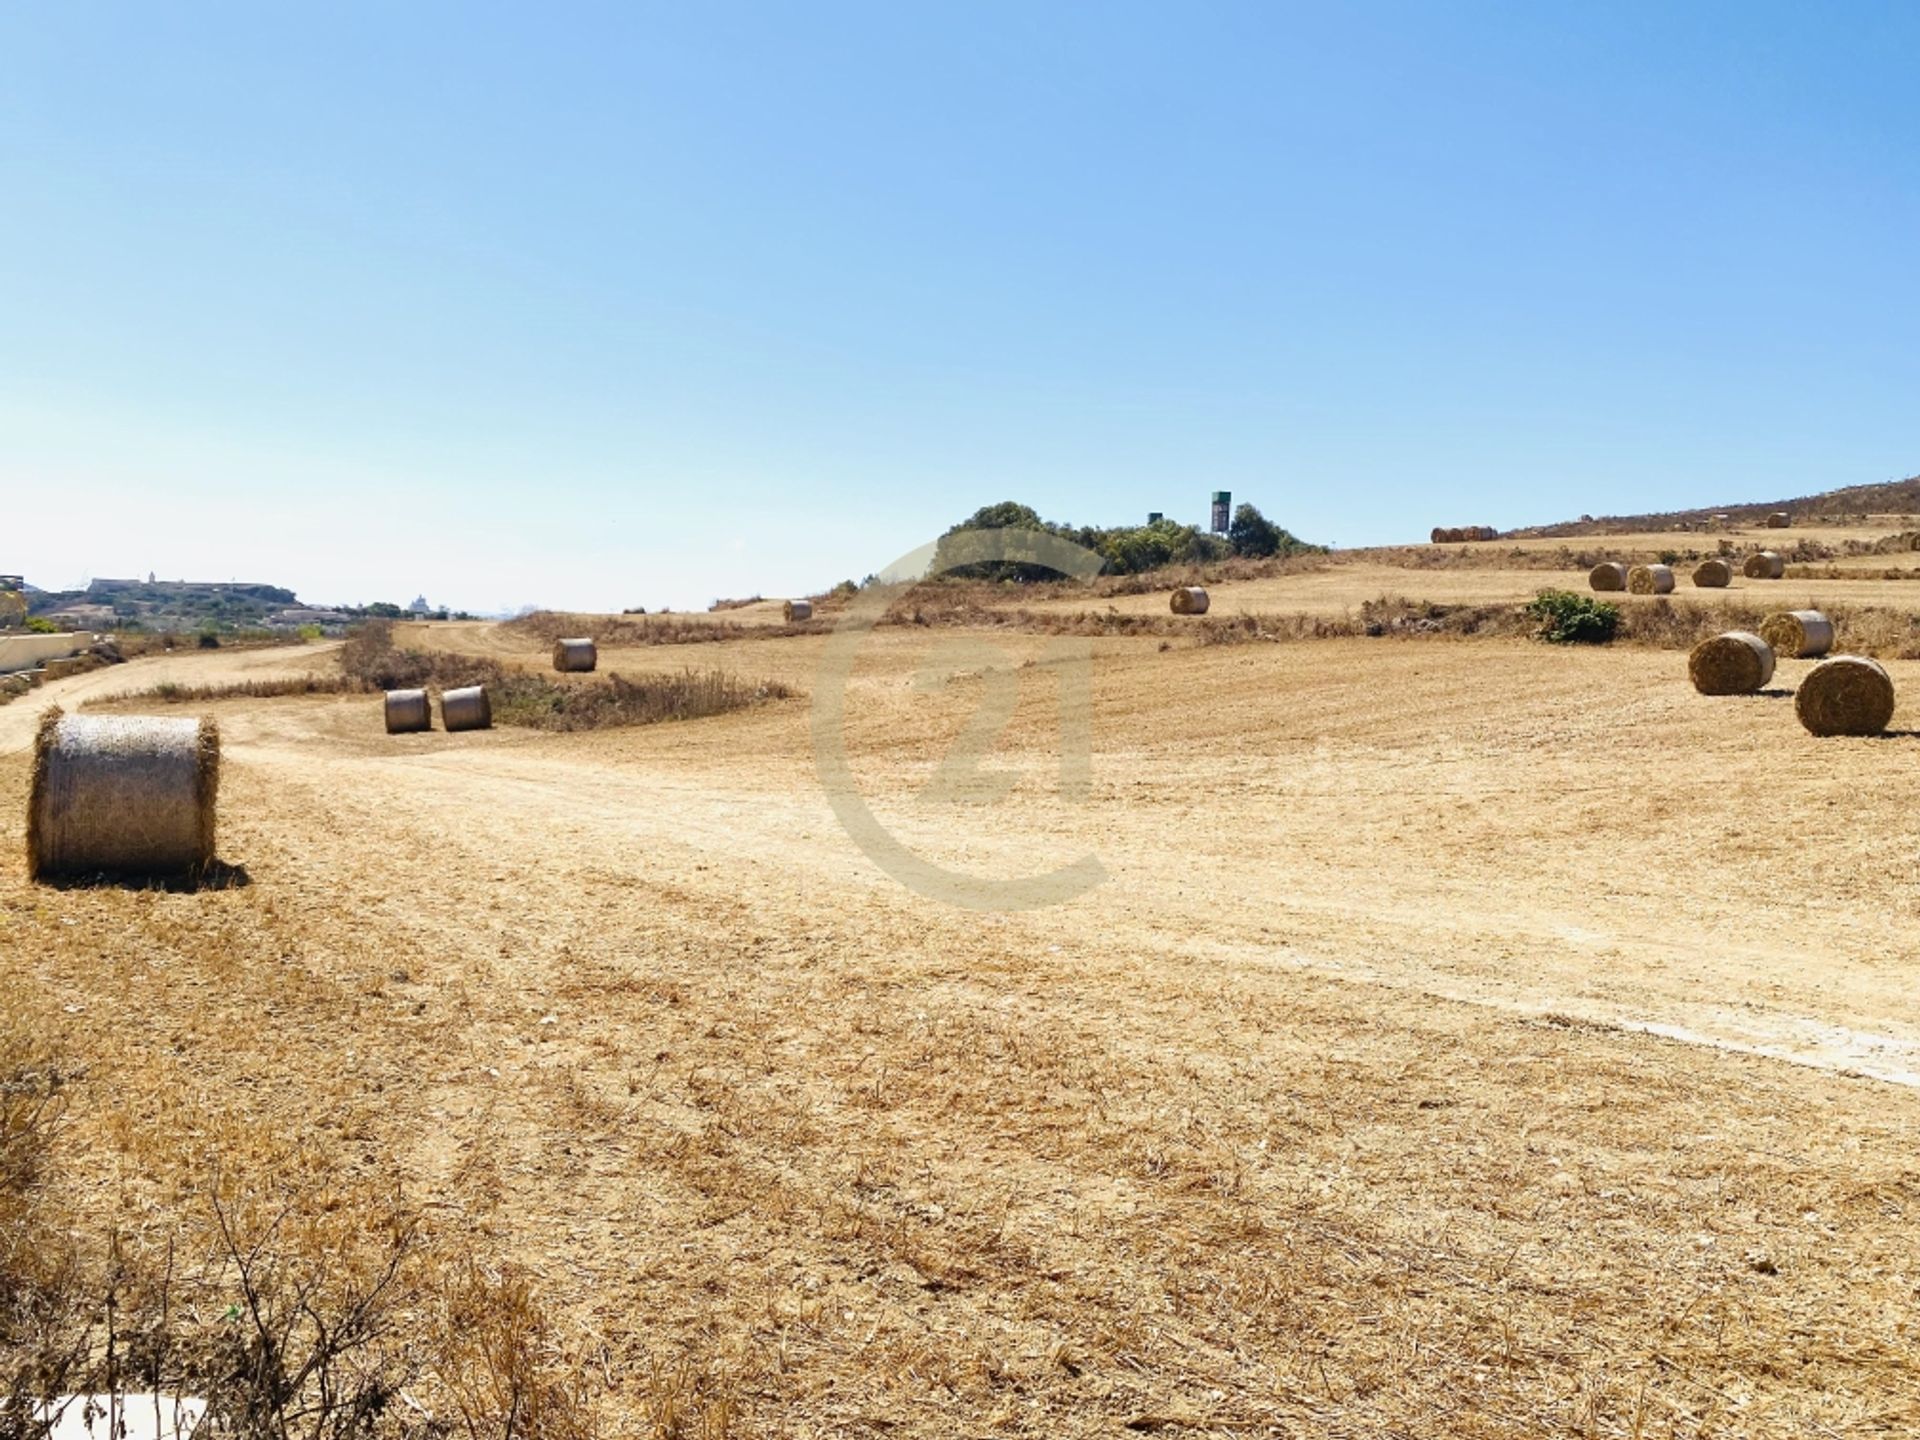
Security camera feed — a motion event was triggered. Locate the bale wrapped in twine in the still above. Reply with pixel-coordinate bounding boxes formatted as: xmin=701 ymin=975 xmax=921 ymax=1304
xmin=1759 ymin=610 xmax=1834 ymax=660
xmin=1766 ymin=512 xmax=1791 ymax=529
xmin=1743 ymin=551 xmax=1784 ymax=579
xmin=1688 ymin=632 xmax=1775 ymax=695
xmin=1691 ymin=558 xmax=1732 ymax=588
xmin=1627 ymin=563 xmax=1674 ymax=595
xmin=441 ymin=685 xmax=492 ymax=732
xmin=1796 ymin=655 xmax=1895 ymax=736
xmin=1169 ymin=586 xmax=1210 ymax=615
xmin=27 ymin=710 xmax=219 ymax=880
xmin=552 ymin=637 xmax=597 ymax=673
xmin=384 ymin=689 xmax=431 ymax=734
xmin=784 ymin=599 xmax=813 ymax=622
xmin=1588 ymin=562 xmax=1628 ymax=592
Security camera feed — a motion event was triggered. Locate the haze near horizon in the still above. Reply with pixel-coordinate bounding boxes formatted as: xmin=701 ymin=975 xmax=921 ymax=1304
xmin=3 ymin=2 xmax=1916 ymax=611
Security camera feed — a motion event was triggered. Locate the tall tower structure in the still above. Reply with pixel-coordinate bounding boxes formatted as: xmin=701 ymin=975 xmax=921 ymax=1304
xmin=1209 ymin=491 xmax=1232 ymax=534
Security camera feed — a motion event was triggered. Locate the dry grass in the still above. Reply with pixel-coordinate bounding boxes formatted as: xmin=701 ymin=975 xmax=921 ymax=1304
xmin=134 ymin=674 xmax=364 ymax=702
xmin=0 ymin=1017 xmax=601 ymax=1436
xmin=10 ymin=632 xmax=1920 ymax=1434
xmin=99 ymin=623 xmax=796 ymax=734
xmin=508 ymin=611 xmax=818 ymax=648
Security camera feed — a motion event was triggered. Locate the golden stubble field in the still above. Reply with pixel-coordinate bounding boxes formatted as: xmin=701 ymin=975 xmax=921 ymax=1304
xmin=5 ymin=575 xmax=1920 ymax=1436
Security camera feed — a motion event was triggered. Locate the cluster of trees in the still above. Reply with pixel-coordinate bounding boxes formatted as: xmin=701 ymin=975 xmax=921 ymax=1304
xmin=933 ymin=500 xmax=1319 ymax=581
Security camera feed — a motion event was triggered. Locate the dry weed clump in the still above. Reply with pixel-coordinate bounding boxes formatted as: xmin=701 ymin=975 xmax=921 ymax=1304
xmin=108 ymin=621 xmax=794 ymax=734
xmin=348 ymin=623 xmax=792 ymax=732
xmin=0 ymin=1014 xmax=72 ymax=1342
xmin=141 ymin=675 xmax=366 ymax=703
xmin=1617 ymin=598 xmax=1919 ymax=657
xmin=0 ymin=1021 xmax=603 ymax=1438
xmin=507 ymin=611 xmax=817 ymax=648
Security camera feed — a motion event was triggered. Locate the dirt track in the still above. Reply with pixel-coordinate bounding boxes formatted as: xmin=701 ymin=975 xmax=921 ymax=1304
xmin=6 ymin=616 xmax=1920 ymax=1434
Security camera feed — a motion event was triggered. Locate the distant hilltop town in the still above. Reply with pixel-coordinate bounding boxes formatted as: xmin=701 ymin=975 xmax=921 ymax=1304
xmin=12 ymin=576 xmax=464 ymax=634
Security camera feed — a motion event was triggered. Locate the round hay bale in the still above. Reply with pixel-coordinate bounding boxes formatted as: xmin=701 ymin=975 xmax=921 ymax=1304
xmin=1688 ymin=632 xmax=1775 ymax=695
xmin=1429 ymin=527 xmax=1447 ymax=545
xmin=1169 ymin=586 xmax=1210 ymax=615
xmin=1691 ymin=558 xmax=1732 ymax=588
xmin=441 ymin=685 xmax=492 ymax=732
xmin=1743 ymin=551 xmax=1785 ymax=579
xmin=28 ymin=710 xmax=218 ymax=880
xmin=384 ymin=689 xmax=431 ymax=734
xmin=553 ymin=637 xmax=597 ymax=673
xmin=1766 ymin=511 xmax=1791 ymax=528
xmin=1759 ymin=610 xmax=1834 ymax=660
xmin=1627 ymin=563 xmax=1674 ymax=595
xmin=784 ymin=599 xmax=813 ymax=622
xmin=1588 ymin=562 xmax=1628 ymax=592
xmin=1796 ymin=655 xmax=1895 ymax=737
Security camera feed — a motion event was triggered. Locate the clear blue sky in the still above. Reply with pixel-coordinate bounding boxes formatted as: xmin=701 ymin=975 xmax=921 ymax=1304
xmin=3 ymin=2 xmax=1915 ymax=612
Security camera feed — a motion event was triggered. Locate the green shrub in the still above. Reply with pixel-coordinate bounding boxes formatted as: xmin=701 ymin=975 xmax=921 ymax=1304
xmin=1525 ymin=589 xmax=1619 ymax=644
xmin=24 ymin=616 xmax=57 ymax=633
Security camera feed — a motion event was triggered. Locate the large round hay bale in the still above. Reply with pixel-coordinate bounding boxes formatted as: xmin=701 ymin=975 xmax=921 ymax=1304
xmin=384 ymin=689 xmax=431 ymax=734
xmin=1743 ymin=551 xmax=1784 ymax=579
xmin=552 ymin=637 xmax=597 ymax=673
xmin=1759 ymin=610 xmax=1834 ymax=660
xmin=1795 ymin=655 xmax=1895 ymax=736
xmin=1169 ymin=586 xmax=1210 ymax=615
xmin=784 ymin=599 xmax=813 ymax=622
xmin=1429 ymin=527 xmax=1447 ymax=545
xmin=441 ymin=685 xmax=492 ymax=732
xmin=1691 ymin=558 xmax=1732 ymax=588
xmin=28 ymin=711 xmax=219 ymax=880
xmin=1588 ymin=562 xmax=1628 ymax=592
xmin=1688 ymin=632 xmax=1775 ymax=695
xmin=1627 ymin=563 xmax=1674 ymax=595
xmin=1766 ymin=511 xmax=1791 ymax=528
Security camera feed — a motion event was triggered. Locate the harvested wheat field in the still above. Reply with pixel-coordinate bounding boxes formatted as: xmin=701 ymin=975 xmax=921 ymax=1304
xmin=6 ymin=613 xmax=1920 ymax=1439
xmin=987 ymin=518 xmax=1920 ymax=630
